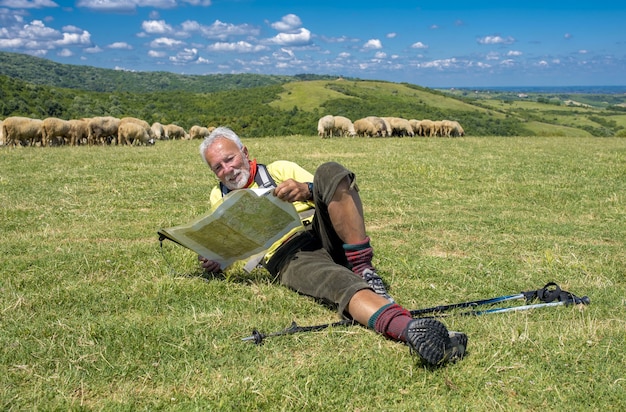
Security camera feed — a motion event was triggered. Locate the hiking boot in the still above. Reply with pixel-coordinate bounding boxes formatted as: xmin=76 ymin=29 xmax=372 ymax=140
xmin=361 ymin=268 xmax=394 ymax=302
xmin=446 ymin=331 xmax=468 ymax=362
xmin=404 ymin=318 xmax=467 ymax=366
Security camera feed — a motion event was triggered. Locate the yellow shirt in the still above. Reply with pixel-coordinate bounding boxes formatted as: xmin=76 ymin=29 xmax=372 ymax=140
xmin=209 ymin=160 xmax=315 ymax=264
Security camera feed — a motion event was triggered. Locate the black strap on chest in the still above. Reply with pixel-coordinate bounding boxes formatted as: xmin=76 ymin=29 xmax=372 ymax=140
xmin=220 ymin=164 xmax=277 ymax=196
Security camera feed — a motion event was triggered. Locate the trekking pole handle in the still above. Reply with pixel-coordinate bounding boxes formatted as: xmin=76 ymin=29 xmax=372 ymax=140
xmin=572 ymin=295 xmax=590 ymax=305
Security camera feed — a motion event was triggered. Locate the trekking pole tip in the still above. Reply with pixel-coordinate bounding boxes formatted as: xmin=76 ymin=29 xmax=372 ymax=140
xmin=241 ymin=329 xmax=265 ymax=345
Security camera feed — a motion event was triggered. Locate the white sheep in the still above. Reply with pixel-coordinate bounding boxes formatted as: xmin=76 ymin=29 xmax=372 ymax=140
xmin=151 ymin=122 xmax=165 ymax=140
xmin=317 ymin=115 xmax=335 ymax=138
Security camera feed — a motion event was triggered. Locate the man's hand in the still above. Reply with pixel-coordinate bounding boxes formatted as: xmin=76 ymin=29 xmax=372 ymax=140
xmin=273 ymin=179 xmax=310 ymax=202
xmin=198 ymin=255 xmax=222 ymax=273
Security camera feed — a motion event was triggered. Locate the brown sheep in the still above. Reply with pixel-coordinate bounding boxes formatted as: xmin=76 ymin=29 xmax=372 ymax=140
xmin=163 ymin=124 xmax=189 ymax=140
xmin=418 ymin=119 xmax=435 ymax=137
xmin=68 ymin=119 xmax=90 ymax=146
xmin=189 ymin=125 xmax=212 ymax=140
xmin=383 ymin=117 xmax=414 ymax=137
xmin=88 ymin=116 xmax=120 ymax=145
xmin=364 ymin=116 xmax=388 ymax=137
xmin=332 ymin=116 xmax=356 ymax=137
xmin=409 ymin=119 xmax=422 ymax=136
xmin=42 ymin=117 xmax=72 ymax=146
xmin=353 ymin=118 xmax=377 ymax=137
xmin=2 ymin=116 xmax=44 ymax=147
xmin=119 ymin=117 xmax=156 ymax=144
xmin=118 ymin=121 xmax=155 ymax=146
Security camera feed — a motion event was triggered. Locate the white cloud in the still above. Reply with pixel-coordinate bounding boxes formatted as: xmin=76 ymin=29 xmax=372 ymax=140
xmin=507 ymin=50 xmax=522 ymax=56
xmin=578 ymin=49 xmax=588 ymax=54
xmin=0 ymin=0 xmax=59 ymax=8
xmin=181 ymin=19 xmax=260 ymax=41
xmin=418 ymin=58 xmax=460 ymax=70
xmin=149 ymin=37 xmax=184 ymax=48
xmin=564 ymin=33 xmax=573 ymax=39
xmin=75 ymin=0 xmax=212 ymax=12
xmin=319 ymin=35 xmax=358 ymax=44
xmin=107 ymin=41 xmax=132 ymax=50
xmin=374 ymin=51 xmax=386 ymax=59
xmin=57 ymin=30 xmax=91 ymax=46
xmin=62 ymin=25 xmax=83 ymax=33
xmin=148 ymin=49 xmax=165 ymax=57
xmin=169 ymin=47 xmax=198 ymax=64
xmin=0 ymin=19 xmax=92 ymax=51
xmin=280 ymin=48 xmax=294 ymax=58
xmin=477 ymin=35 xmax=515 ymax=45
xmin=207 ymin=41 xmax=268 ymax=53
xmin=142 ymin=20 xmax=173 ymax=35
xmin=57 ymin=48 xmax=72 ymax=56
xmin=76 ymin=0 xmax=136 ymax=12
xmin=267 ymin=27 xmax=311 ymax=46
xmin=271 ymin=14 xmax=302 ymax=32
xmin=84 ymin=45 xmax=102 ymax=53
xmin=363 ymin=39 xmax=382 ymax=49
xmin=386 ymin=32 xmax=396 ymax=39
xmin=411 ymin=41 xmax=428 ymax=49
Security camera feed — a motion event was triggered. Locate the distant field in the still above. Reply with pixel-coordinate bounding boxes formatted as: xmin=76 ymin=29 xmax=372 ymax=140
xmin=1 ymin=136 xmax=625 ymax=410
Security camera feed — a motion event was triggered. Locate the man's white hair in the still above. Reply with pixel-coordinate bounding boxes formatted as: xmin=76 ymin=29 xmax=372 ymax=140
xmin=199 ymin=126 xmax=244 ymax=166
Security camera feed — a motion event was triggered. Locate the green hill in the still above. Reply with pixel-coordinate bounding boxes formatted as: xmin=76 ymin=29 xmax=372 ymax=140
xmin=1 ymin=51 xmax=625 ymax=137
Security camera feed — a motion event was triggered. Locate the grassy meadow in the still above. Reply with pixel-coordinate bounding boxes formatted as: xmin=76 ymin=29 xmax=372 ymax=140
xmin=1 ymin=135 xmax=625 ymax=410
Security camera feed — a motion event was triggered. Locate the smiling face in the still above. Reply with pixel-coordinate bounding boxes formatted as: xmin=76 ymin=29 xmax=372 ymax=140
xmin=204 ymin=137 xmax=251 ymax=190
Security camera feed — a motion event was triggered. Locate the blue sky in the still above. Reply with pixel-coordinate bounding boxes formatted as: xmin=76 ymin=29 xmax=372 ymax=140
xmin=0 ymin=0 xmax=624 ymax=87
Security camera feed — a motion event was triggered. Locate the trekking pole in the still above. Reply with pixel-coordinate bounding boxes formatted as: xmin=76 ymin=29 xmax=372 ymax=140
xmin=409 ymin=291 xmax=527 ymax=317
xmin=242 ymin=282 xmax=589 ymax=345
xmin=466 ymin=300 xmax=578 ymax=315
xmin=241 ymin=319 xmax=355 ymax=345
xmin=410 ymin=282 xmax=589 ymax=317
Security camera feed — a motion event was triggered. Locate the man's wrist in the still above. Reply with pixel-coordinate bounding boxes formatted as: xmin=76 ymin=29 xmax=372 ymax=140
xmin=306 ymin=182 xmax=314 ymax=201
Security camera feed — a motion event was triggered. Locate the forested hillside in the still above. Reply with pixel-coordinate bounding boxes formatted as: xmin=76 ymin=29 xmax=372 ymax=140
xmin=1 ymin=51 xmax=625 ymax=137
xmin=0 ymin=51 xmax=331 ymax=93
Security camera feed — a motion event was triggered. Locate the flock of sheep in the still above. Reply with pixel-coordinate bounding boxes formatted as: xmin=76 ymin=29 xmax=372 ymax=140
xmin=0 ymin=114 xmax=466 ymax=147
xmin=0 ymin=115 xmax=216 ymax=147
xmin=317 ymin=115 xmax=465 ymax=138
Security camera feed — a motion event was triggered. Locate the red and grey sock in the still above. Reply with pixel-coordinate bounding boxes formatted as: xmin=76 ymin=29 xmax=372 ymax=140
xmin=367 ymin=303 xmax=412 ymax=342
xmin=343 ymin=236 xmax=374 ymax=275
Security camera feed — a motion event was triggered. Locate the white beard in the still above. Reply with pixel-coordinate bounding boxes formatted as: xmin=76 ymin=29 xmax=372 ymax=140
xmin=224 ymin=168 xmax=250 ymax=190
